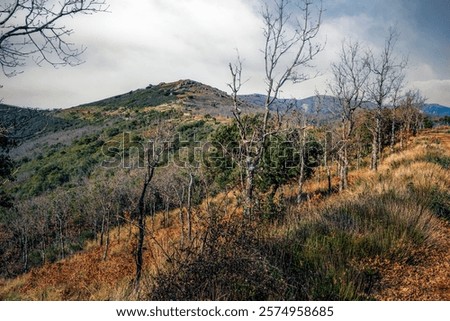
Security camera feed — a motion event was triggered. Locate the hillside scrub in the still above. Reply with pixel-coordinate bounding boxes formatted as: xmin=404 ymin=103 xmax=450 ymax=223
xmin=149 ymin=129 xmax=449 ymax=301
xmin=149 ymin=184 xmax=438 ymax=300
xmin=1 ymin=126 xmax=449 ymax=300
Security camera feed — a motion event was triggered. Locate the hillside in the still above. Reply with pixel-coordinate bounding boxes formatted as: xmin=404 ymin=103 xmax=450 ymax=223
xmin=4 ymin=79 xmax=253 ymax=160
xmin=0 ymin=104 xmax=81 ymax=141
xmin=1 ymin=127 xmax=449 ymax=300
xmin=76 ymin=79 xmax=257 ymax=117
xmin=6 ymin=80 xmax=446 ymax=163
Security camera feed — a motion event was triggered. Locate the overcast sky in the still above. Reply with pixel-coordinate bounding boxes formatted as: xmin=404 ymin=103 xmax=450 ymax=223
xmin=1 ymin=0 xmax=449 ymax=109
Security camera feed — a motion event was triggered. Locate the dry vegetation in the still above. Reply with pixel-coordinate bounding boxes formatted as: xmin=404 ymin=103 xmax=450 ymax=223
xmin=0 ymin=128 xmax=449 ymax=301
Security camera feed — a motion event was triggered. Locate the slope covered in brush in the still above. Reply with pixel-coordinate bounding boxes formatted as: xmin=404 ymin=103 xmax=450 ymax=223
xmin=1 ymin=128 xmax=449 ymax=300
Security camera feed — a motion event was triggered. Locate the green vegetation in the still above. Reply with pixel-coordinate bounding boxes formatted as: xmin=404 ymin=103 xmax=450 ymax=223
xmin=0 ymin=129 xmax=15 ymax=208
xmin=14 ymin=133 xmax=104 ymax=196
xmin=79 ymin=86 xmax=178 ymax=110
xmin=422 ymin=152 xmax=450 ymax=170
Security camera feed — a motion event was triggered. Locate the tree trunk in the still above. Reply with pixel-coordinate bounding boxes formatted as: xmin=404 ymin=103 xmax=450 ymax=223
xmin=178 ymin=187 xmax=185 ymax=247
xmin=324 ymin=135 xmax=332 ymax=194
xmin=400 ymin=127 xmax=404 ymax=150
xmin=99 ymin=213 xmax=105 ymax=246
xmin=187 ymin=172 xmax=194 ymax=241
xmin=378 ymin=118 xmax=382 ymax=160
xmin=135 ymin=207 xmax=145 ymax=290
xmin=390 ymin=118 xmax=396 ymax=153
xmin=339 ymin=120 xmax=350 ymax=191
xmin=343 ymin=146 xmax=349 ymax=189
xmin=22 ymin=232 xmax=28 ymax=272
xmin=297 ymin=150 xmax=305 ymax=203
xmin=57 ymin=215 xmax=65 ymax=260
xmin=327 ymin=165 xmax=332 ymax=194
xmin=371 ymin=116 xmax=380 ymax=171
xmin=244 ymin=161 xmax=255 ymax=219
xmin=134 ymin=172 xmax=152 ymax=290
xmin=103 ymin=213 xmax=110 ymax=261
xmin=338 ymin=145 xmax=349 ymax=192
xmin=117 ymin=214 xmax=121 ymax=244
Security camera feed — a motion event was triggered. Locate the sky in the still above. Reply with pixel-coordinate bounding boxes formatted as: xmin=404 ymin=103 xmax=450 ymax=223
xmin=1 ymin=0 xmax=449 ymax=109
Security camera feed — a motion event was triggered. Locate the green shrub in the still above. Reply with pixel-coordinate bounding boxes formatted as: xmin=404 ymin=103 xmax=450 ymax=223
xmin=262 ymin=191 xmax=432 ymax=300
xmin=423 ymin=152 xmax=450 ymax=169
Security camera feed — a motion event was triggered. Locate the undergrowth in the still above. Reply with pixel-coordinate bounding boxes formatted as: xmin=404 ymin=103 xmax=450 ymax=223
xmin=148 ymin=132 xmax=448 ymax=301
xmin=149 ymin=188 xmax=436 ymax=300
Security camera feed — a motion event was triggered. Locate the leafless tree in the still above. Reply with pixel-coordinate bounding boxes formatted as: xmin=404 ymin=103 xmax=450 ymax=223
xmin=133 ymin=123 xmax=172 ymax=291
xmin=389 ymin=73 xmax=406 ymax=152
xmin=229 ymin=0 xmax=323 ymax=217
xmin=186 ymin=170 xmax=194 ymax=241
xmin=328 ymin=40 xmax=370 ymax=190
xmin=292 ymin=107 xmax=307 ymax=202
xmin=0 ymin=0 xmax=108 ymax=76
xmin=366 ymin=28 xmax=407 ymax=171
xmin=397 ymin=90 xmax=426 ymax=149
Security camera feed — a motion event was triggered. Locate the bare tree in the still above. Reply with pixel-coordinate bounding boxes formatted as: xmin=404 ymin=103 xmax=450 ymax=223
xmin=295 ymin=109 xmax=307 ymax=202
xmin=328 ymin=40 xmax=370 ymax=190
xmin=0 ymin=0 xmax=108 ymax=76
xmin=389 ymin=73 xmax=406 ymax=152
xmin=397 ymin=90 xmax=426 ymax=149
xmin=50 ymin=190 xmax=74 ymax=260
xmin=186 ymin=170 xmax=194 ymax=242
xmin=228 ymin=0 xmax=323 ymax=217
xmin=133 ymin=124 xmax=172 ymax=291
xmin=366 ymin=28 xmax=407 ymax=171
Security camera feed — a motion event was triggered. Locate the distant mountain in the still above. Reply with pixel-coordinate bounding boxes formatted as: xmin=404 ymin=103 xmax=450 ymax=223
xmin=240 ymin=94 xmax=450 ymax=118
xmin=422 ymin=104 xmax=450 ymax=117
xmin=239 ymin=94 xmax=338 ymax=113
xmin=239 ymin=94 xmax=345 ymax=123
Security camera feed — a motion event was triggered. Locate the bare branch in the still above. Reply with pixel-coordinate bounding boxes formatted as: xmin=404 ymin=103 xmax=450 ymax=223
xmin=365 ymin=27 xmax=408 ymax=171
xmin=0 ymin=0 xmax=108 ymax=76
xmin=328 ymin=39 xmax=371 ymax=190
xmin=227 ymin=0 xmax=323 ymax=218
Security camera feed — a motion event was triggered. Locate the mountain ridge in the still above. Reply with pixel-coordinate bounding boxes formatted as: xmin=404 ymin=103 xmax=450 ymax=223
xmin=240 ymin=93 xmax=450 ymax=117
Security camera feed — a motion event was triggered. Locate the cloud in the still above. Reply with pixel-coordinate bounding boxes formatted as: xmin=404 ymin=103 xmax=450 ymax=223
xmin=411 ymin=79 xmax=450 ymax=105
xmin=1 ymin=0 xmax=449 ymax=108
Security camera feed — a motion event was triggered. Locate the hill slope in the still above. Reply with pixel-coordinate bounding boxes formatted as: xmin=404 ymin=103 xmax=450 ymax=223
xmin=77 ymin=79 xmax=257 ymax=117
xmin=0 ymin=104 xmax=79 ymax=140
xmin=422 ymin=104 xmax=450 ymax=117
xmin=3 ymin=79 xmax=255 ymax=159
xmin=1 ymin=128 xmax=449 ymax=300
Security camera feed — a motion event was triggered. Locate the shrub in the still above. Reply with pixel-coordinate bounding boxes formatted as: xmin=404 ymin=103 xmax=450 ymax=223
xmin=150 ymin=220 xmax=290 ymax=300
